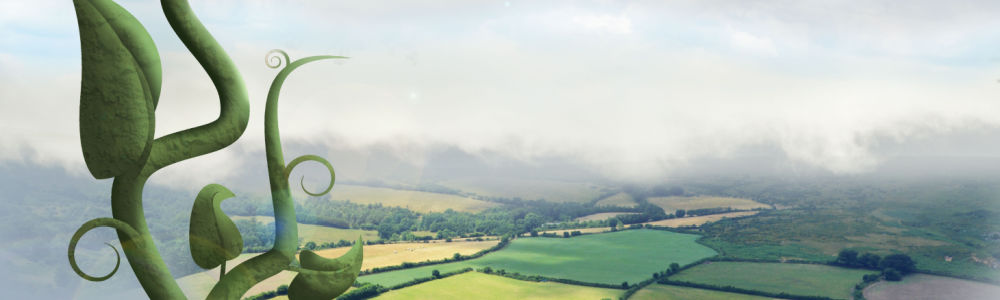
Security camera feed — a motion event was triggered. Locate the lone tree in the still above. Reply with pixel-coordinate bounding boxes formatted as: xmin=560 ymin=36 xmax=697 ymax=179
xmin=669 ymin=262 xmax=681 ymax=273
xmin=675 ymin=209 xmax=686 ymax=218
xmin=621 ymin=281 xmax=629 ymax=288
xmin=431 ymin=270 xmax=441 ymax=278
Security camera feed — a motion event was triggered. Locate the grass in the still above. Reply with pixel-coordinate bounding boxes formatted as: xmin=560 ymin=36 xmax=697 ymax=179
xmin=328 ymin=184 xmax=497 ymax=213
xmin=358 ymin=229 xmax=717 ymax=287
xmin=595 ymin=192 xmax=637 ymax=207
xmin=231 ymin=215 xmax=380 ymax=243
xmin=177 ymin=240 xmax=496 ymax=298
xmin=670 ymin=262 xmax=877 ymax=299
xmin=574 ymin=212 xmax=638 ymax=222
xmin=438 ymin=177 xmax=606 ymax=203
xmin=647 ymin=196 xmax=769 ymax=212
xmin=631 ymin=284 xmax=774 ymax=300
xmin=863 ymin=274 xmax=1000 ymax=300
xmin=373 ymin=272 xmax=623 ymax=300
xmin=643 ymin=211 xmax=759 ymax=228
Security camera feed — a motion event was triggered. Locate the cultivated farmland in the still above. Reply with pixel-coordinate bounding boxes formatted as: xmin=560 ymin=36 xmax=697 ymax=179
xmin=648 ymin=196 xmax=769 ymax=212
xmin=863 ymin=274 xmax=1000 ymax=300
xmin=358 ymin=229 xmax=717 ymax=287
xmin=230 ymin=215 xmax=380 ymax=243
xmin=632 ymin=284 xmax=774 ymax=300
xmin=373 ymin=272 xmax=624 ymax=300
xmin=643 ymin=211 xmax=759 ymax=227
xmin=574 ymin=212 xmax=638 ymax=221
xmin=328 ymin=184 xmax=497 ymax=213
xmin=670 ymin=261 xmax=877 ymax=299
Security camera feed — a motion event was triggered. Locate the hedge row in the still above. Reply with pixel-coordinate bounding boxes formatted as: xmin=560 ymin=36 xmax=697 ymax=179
xmin=658 ymin=279 xmax=834 ymax=300
xmin=479 ymin=268 xmax=628 ymax=290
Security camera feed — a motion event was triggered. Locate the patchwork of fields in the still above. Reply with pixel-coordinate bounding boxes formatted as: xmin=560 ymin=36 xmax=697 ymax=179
xmin=373 ymin=272 xmax=624 ymax=300
xmin=669 ymin=261 xmax=878 ymax=299
xmin=648 ymin=196 xmax=769 ymax=212
xmin=357 ymin=229 xmax=717 ymax=287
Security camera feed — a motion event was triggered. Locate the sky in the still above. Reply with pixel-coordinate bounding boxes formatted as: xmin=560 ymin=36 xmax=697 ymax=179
xmin=3 ymin=0 xmax=1000 ymax=185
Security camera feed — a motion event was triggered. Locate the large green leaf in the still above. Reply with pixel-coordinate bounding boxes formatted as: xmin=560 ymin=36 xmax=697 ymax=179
xmin=74 ymin=0 xmax=161 ymax=179
xmin=189 ymin=184 xmax=243 ymax=269
xmin=288 ymin=237 xmax=364 ymax=300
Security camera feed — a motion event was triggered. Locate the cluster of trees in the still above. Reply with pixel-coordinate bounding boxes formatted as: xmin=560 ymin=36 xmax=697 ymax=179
xmin=835 ymin=249 xmax=916 ymax=281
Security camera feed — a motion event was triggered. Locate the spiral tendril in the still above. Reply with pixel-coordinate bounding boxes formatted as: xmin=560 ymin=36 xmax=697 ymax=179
xmin=284 ymin=154 xmax=335 ymax=196
xmin=68 ymin=218 xmax=142 ymax=281
xmin=265 ymin=49 xmax=291 ymax=69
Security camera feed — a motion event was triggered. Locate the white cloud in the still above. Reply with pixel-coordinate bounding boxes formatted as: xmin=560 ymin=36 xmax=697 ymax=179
xmin=572 ymin=14 xmax=632 ymax=35
xmin=3 ymin=0 xmax=1000 ymax=184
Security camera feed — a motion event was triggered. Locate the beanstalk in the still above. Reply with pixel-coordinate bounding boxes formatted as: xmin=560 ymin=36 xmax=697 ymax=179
xmin=67 ymin=1 xmax=362 ymax=299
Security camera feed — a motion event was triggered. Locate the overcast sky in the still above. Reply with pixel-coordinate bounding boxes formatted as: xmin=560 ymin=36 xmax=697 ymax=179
xmin=3 ymin=0 xmax=1000 ymax=185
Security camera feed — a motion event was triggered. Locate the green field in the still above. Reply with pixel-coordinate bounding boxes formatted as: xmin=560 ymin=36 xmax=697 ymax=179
xmin=438 ymin=177 xmax=606 ymax=203
xmin=231 ymin=215 xmax=379 ymax=243
xmin=358 ymin=229 xmax=717 ymax=287
xmin=670 ymin=262 xmax=876 ymax=299
xmin=595 ymin=192 xmax=637 ymax=207
xmin=374 ymin=272 xmax=623 ymax=300
xmin=631 ymin=284 xmax=774 ymax=300
xmin=328 ymin=184 xmax=497 ymax=213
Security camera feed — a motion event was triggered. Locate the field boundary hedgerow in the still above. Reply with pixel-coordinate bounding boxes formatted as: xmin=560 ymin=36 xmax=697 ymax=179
xmin=657 ymin=279 xmax=835 ymax=300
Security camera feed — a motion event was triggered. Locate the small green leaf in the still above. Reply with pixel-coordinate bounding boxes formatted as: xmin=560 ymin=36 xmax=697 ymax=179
xmin=74 ymin=0 xmax=161 ymax=179
xmin=288 ymin=237 xmax=364 ymax=300
xmin=189 ymin=184 xmax=243 ymax=269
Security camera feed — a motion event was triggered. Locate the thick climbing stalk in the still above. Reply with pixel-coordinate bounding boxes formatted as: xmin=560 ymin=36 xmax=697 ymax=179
xmin=69 ymin=1 xmax=362 ymax=299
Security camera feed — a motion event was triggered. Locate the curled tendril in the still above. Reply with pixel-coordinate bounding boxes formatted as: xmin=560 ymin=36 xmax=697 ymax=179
xmin=284 ymin=154 xmax=335 ymax=196
xmin=68 ymin=218 xmax=142 ymax=281
xmin=265 ymin=49 xmax=291 ymax=69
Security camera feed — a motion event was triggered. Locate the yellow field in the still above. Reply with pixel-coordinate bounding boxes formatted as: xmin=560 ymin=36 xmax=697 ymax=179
xmin=178 ymin=240 xmax=498 ymax=298
xmin=373 ymin=272 xmax=623 ymax=299
xmin=574 ymin=212 xmax=638 ymax=222
xmin=438 ymin=177 xmax=606 ymax=203
xmin=643 ymin=211 xmax=759 ymax=227
xmin=647 ymin=196 xmax=769 ymax=212
xmin=230 ymin=215 xmax=380 ymax=243
xmin=595 ymin=192 xmax=637 ymax=207
xmin=315 ymin=240 xmax=499 ymax=272
xmin=328 ymin=184 xmax=497 ymax=213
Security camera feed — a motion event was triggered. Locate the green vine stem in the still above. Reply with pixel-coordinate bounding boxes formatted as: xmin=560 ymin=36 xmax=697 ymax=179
xmin=208 ymin=50 xmax=345 ymax=299
xmin=69 ymin=1 xmax=360 ymax=299
xmin=69 ymin=0 xmax=249 ymax=298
